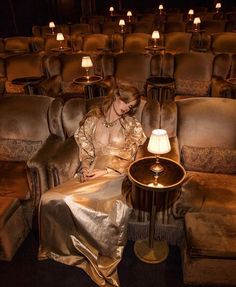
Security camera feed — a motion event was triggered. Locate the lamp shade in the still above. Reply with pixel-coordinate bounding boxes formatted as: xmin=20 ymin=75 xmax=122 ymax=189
xmin=56 ymin=33 xmax=64 ymax=41
xmin=147 ymin=129 xmax=171 ymax=155
xmin=49 ymin=21 xmax=55 ymax=28
xmin=216 ymin=2 xmax=221 ymax=8
xmin=159 ymin=4 xmax=164 ymax=10
xmin=193 ymin=17 xmax=201 ymax=24
xmin=127 ymin=11 xmax=132 ymax=17
xmin=81 ymin=56 xmax=93 ymax=68
xmin=119 ymin=19 xmax=125 ymax=26
xmin=109 ymin=6 xmax=114 ymax=12
xmin=188 ymin=9 xmax=194 ymax=15
xmin=152 ymin=30 xmax=160 ymax=39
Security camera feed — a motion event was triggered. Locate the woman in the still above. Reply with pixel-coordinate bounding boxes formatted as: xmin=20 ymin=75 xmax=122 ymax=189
xmin=38 ymin=81 xmax=146 ymax=287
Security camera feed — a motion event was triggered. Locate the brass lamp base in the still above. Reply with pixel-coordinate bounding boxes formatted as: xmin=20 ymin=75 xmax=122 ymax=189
xmin=134 ymin=239 xmax=169 ymax=264
xmin=150 ymin=156 xmax=164 ymax=174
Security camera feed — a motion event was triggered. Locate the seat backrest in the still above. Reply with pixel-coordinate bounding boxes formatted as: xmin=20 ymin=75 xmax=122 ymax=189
xmin=174 ymin=52 xmax=214 ymax=97
xmin=70 ymin=23 xmax=90 ymax=36
xmin=44 ymin=34 xmax=71 ymax=51
xmin=211 ymin=32 xmax=236 ymax=54
xmin=164 ymin=21 xmax=186 ymax=33
xmin=0 ymin=95 xmax=63 ymax=161
xmin=4 ymin=37 xmax=32 ymax=53
xmin=82 ymin=34 xmax=109 ymax=52
xmin=102 ymin=22 xmax=120 ymax=34
xmin=164 ymin=32 xmax=192 ymax=54
xmin=132 ymin=21 xmax=154 ymax=34
xmin=161 ymin=98 xmax=236 ymax=150
xmin=201 ymin=20 xmax=226 ymax=34
xmin=124 ymin=33 xmax=151 ymax=53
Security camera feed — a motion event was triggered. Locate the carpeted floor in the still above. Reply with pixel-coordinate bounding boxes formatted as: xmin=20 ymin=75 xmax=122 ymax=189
xmin=0 ymin=232 xmax=185 ymax=287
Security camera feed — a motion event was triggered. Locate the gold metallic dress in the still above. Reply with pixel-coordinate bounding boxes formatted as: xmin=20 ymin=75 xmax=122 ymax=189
xmin=38 ymin=114 xmax=146 ymax=287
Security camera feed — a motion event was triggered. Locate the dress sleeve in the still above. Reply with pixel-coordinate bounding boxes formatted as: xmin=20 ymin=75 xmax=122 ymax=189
xmin=74 ymin=116 xmax=96 ymax=170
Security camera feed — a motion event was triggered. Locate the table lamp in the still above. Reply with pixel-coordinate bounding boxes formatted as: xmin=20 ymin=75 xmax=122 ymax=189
xmin=49 ymin=22 xmax=55 ymax=34
xmin=215 ymin=2 xmax=221 ymax=13
xmin=193 ymin=17 xmax=201 ymax=31
xmin=119 ymin=19 xmax=125 ymax=33
xmin=147 ymin=129 xmax=171 ymax=173
xmin=109 ymin=6 xmax=114 ymax=17
xmin=127 ymin=11 xmax=132 ymax=22
xmin=56 ymin=33 xmax=64 ymax=49
xmin=188 ymin=9 xmax=194 ymax=22
xmin=159 ymin=4 xmax=164 ymax=15
xmin=81 ymin=56 xmax=93 ymax=79
xmin=152 ymin=30 xmax=160 ymax=48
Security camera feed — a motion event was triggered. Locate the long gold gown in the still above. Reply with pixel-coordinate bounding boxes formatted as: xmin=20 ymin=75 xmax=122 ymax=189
xmin=38 ymin=114 xmax=146 ymax=287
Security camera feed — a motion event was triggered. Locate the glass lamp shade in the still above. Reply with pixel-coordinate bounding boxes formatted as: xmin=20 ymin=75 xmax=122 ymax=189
xmin=81 ymin=56 xmax=93 ymax=68
xmin=56 ymin=33 xmax=64 ymax=41
xmin=159 ymin=4 xmax=164 ymax=10
xmin=216 ymin=2 xmax=221 ymax=9
xmin=152 ymin=30 xmax=160 ymax=39
xmin=127 ymin=11 xmax=132 ymax=17
xmin=49 ymin=21 xmax=55 ymax=28
xmin=119 ymin=19 xmax=125 ymax=26
xmin=193 ymin=17 xmax=201 ymax=25
xmin=147 ymin=129 xmax=171 ymax=155
xmin=188 ymin=9 xmax=194 ymax=15
xmin=109 ymin=6 xmax=114 ymax=12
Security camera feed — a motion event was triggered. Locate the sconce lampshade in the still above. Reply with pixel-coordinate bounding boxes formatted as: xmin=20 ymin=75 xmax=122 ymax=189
xmin=159 ymin=4 xmax=164 ymax=10
xmin=109 ymin=6 xmax=114 ymax=12
xmin=81 ymin=56 xmax=93 ymax=68
xmin=49 ymin=21 xmax=55 ymax=28
xmin=216 ymin=2 xmax=221 ymax=8
xmin=193 ymin=17 xmax=201 ymax=24
xmin=56 ymin=33 xmax=64 ymax=41
xmin=152 ymin=30 xmax=160 ymax=39
xmin=127 ymin=11 xmax=132 ymax=17
xmin=119 ymin=19 xmax=125 ymax=26
xmin=188 ymin=9 xmax=194 ymax=15
xmin=147 ymin=129 xmax=171 ymax=155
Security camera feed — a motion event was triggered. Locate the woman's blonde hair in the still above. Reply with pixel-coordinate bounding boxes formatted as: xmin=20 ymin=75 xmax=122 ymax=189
xmin=80 ymin=79 xmax=141 ymax=126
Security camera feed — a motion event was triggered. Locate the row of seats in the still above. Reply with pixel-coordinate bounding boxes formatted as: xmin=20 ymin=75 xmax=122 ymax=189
xmin=0 ymin=32 xmax=236 ymax=57
xmin=32 ymin=18 xmax=236 ymax=37
xmin=0 ymin=51 xmax=235 ymax=100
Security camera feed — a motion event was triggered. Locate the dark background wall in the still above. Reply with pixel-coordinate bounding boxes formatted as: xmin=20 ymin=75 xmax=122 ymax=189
xmin=0 ymin=0 xmax=235 ymax=37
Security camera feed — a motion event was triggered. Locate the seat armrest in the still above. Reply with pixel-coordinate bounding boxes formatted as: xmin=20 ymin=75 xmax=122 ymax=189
xmin=30 ymin=75 xmax=62 ymax=97
xmin=27 ymin=134 xmax=63 ymax=206
xmin=211 ymin=77 xmax=233 ymax=98
xmin=47 ymin=136 xmax=81 ymax=188
xmin=0 ymin=77 xmax=6 ymax=95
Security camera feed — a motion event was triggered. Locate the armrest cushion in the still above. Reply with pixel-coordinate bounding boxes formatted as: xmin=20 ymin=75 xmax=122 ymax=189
xmin=33 ymin=75 xmax=62 ymax=97
xmin=211 ymin=77 xmax=232 ymax=98
xmin=47 ymin=136 xmax=80 ymax=187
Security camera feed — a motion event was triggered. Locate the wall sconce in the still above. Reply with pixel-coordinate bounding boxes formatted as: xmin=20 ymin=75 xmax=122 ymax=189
xmin=109 ymin=6 xmax=114 ymax=17
xmin=215 ymin=2 xmax=221 ymax=13
xmin=152 ymin=30 xmax=160 ymax=48
xmin=127 ymin=11 xmax=132 ymax=22
xmin=119 ymin=19 xmax=125 ymax=33
xmin=188 ymin=9 xmax=194 ymax=22
xmin=81 ymin=56 xmax=93 ymax=79
xmin=147 ymin=129 xmax=171 ymax=174
xmin=56 ymin=33 xmax=64 ymax=49
xmin=159 ymin=4 xmax=164 ymax=15
xmin=49 ymin=21 xmax=55 ymax=34
xmin=193 ymin=17 xmax=201 ymax=31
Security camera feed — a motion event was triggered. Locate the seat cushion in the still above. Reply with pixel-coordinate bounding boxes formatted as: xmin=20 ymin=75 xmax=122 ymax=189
xmin=185 ymin=212 xmax=236 ymax=258
xmin=0 ymin=161 xmax=31 ymax=200
xmin=173 ymin=171 xmax=236 ymax=218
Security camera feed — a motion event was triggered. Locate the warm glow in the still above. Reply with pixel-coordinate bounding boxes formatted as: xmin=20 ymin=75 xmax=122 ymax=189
xmin=216 ymin=2 xmax=221 ymax=9
xmin=109 ymin=6 xmax=114 ymax=12
xmin=56 ymin=33 xmax=64 ymax=41
xmin=49 ymin=21 xmax=55 ymax=28
xmin=193 ymin=17 xmax=201 ymax=24
xmin=119 ymin=19 xmax=125 ymax=26
xmin=127 ymin=11 xmax=132 ymax=17
xmin=147 ymin=129 xmax=171 ymax=155
xmin=81 ymin=56 xmax=93 ymax=68
xmin=188 ymin=9 xmax=194 ymax=15
xmin=152 ymin=30 xmax=160 ymax=39
xmin=159 ymin=4 xmax=164 ymax=10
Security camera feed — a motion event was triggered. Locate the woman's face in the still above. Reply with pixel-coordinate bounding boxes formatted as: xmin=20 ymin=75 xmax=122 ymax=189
xmin=113 ymin=96 xmax=137 ymax=116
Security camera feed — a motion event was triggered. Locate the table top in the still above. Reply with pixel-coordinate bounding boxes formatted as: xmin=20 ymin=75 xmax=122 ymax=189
xmin=50 ymin=47 xmax=72 ymax=52
xmin=73 ymin=75 xmax=102 ymax=85
xmin=128 ymin=156 xmax=186 ymax=192
xmin=12 ymin=76 xmax=45 ymax=85
xmin=145 ymin=46 xmax=165 ymax=52
xmin=147 ymin=76 xmax=175 ymax=86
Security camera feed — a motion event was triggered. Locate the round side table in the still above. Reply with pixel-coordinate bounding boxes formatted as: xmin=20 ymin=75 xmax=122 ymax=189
xmin=73 ymin=75 xmax=103 ymax=99
xmin=12 ymin=76 xmax=45 ymax=94
xmin=128 ymin=156 xmax=186 ymax=264
xmin=146 ymin=76 xmax=175 ymax=104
